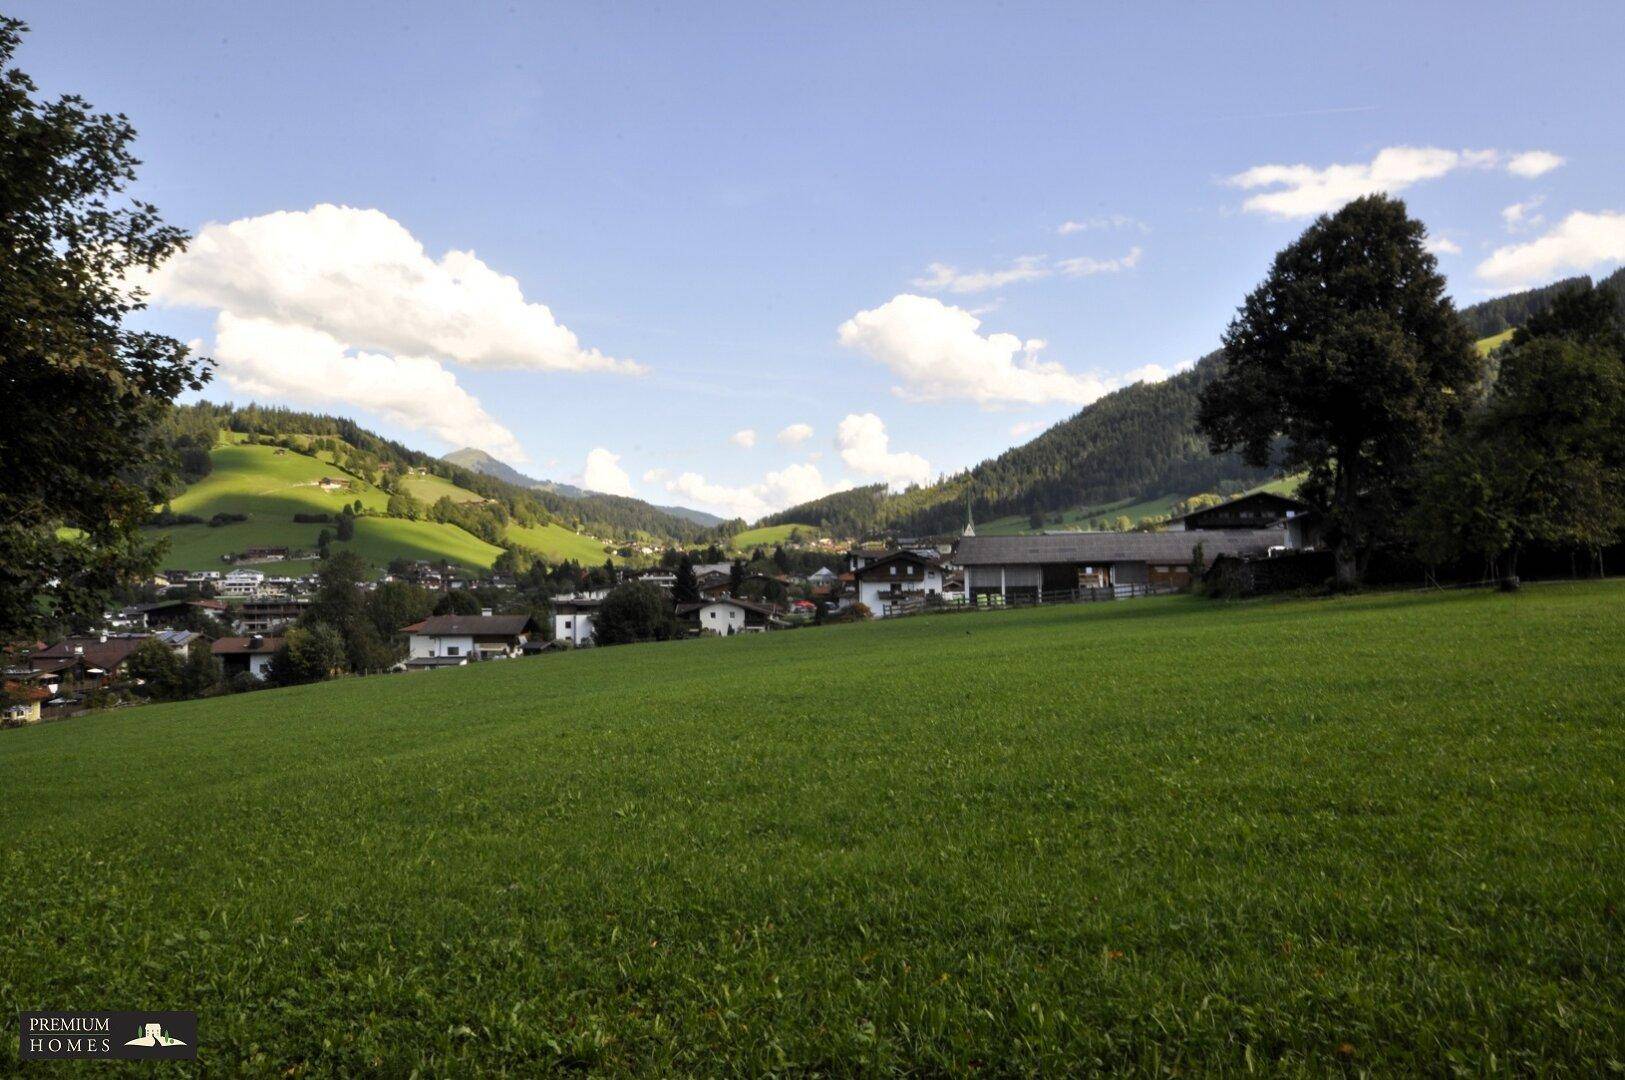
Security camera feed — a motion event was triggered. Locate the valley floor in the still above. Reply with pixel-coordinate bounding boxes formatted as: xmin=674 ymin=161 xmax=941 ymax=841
xmin=2 ymin=582 xmax=1622 ymax=1074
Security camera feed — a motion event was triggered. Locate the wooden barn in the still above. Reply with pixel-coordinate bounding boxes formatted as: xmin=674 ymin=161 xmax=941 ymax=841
xmin=1170 ymin=491 xmax=1310 ymax=531
xmin=953 ymin=529 xmax=1285 ymax=599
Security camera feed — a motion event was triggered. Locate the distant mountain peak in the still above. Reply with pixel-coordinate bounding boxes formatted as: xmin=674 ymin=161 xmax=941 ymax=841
xmin=442 ymin=448 xmax=725 ymax=527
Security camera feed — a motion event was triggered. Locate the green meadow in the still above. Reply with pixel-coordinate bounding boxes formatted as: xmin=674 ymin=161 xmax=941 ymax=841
xmin=3 ymin=582 xmax=1621 ymax=1074
xmin=147 ymin=441 xmax=606 ymax=571
xmin=729 ymin=523 xmax=822 ymax=550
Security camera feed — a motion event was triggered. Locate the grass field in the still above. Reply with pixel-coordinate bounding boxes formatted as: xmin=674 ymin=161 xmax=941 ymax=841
xmin=145 ymin=442 xmax=541 ymax=573
xmin=505 ymin=520 xmax=610 ymax=564
xmin=730 ymin=523 xmax=821 ymax=550
xmin=1477 ymin=328 xmax=1516 ymax=356
xmin=3 ymin=582 xmax=1621 ymax=1073
xmin=399 ymin=469 xmax=486 ymax=505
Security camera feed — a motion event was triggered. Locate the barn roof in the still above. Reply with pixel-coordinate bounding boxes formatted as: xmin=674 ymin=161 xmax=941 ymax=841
xmin=953 ymin=529 xmax=1284 ymax=566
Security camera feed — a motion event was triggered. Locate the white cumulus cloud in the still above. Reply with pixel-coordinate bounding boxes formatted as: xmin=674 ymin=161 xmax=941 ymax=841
xmin=777 ymin=422 xmax=814 ymax=446
xmin=1475 ymin=210 xmax=1625 ymax=290
xmin=582 ymin=448 xmax=635 ymax=497
xmin=836 ymin=413 xmax=932 ymax=488
xmin=1424 ymin=235 xmax=1463 ymax=256
xmin=912 ymin=256 xmax=1050 ymax=294
xmin=664 ymin=462 xmax=846 ymax=520
xmin=837 ymin=294 xmax=1110 ymax=407
xmin=730 ymin=428 xmax=758 ymax=449
xmin=141 ymin=204 xmax=641 ymax=374
xmin=130 ymin=204 xmax=648 ymax=461
xmin=1506 ymin=150 xmax=1565 ymax=178
xmin=211 ymin=313 xmax=525 ymax=462
xmin=1227 ymin=146 xmax=1512 ymax=218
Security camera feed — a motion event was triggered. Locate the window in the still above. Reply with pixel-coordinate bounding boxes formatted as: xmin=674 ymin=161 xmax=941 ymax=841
xmin=890 ymin=566 xmax=897 ymax=576
xmin=446 ymin=646 xmax=460 ymax=656
xmin=562 ymin=619 xmax=571 ymax=630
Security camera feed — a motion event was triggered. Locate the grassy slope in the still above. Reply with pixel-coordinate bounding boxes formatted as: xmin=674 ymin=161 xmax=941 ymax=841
xmin=3 ymin=582 xmax=1621 ymax=1073
xmin=1476 ymin=328 xmax=1515 ymax=356
xmin=504 ymin=520 xmax=609 ymax=564
xmin=730 ymin=523 xmax=821 ymax=550
xmin=150 ymin=443 xmax=503 ymax=573
xmin=399 ymin=470 xmax=485 ymax=505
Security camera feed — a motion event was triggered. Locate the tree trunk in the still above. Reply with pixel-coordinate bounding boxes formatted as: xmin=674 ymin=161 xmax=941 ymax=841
xmin=1331 ymin=450 xmax=1362 ymax=589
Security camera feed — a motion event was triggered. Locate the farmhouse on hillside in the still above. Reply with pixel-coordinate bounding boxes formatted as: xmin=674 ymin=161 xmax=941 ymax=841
xmin=212 ymin=635 xmax=283 ymax=680
xmin=954 ymin=529 xmax=1284 ymax=598
xmin=851 ymin=549 xmax=945 ymax=617
xmin=400 ymin=614 xmax=540 ymax=662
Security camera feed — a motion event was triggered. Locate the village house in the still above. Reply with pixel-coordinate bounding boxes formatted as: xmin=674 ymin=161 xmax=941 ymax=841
xmin=212 ymin=635 xmax=283 ymax=680
xmin=124 ymin=597 xmax=229 ymax=628
xmin=851 ymin=549 xmax=946 ymax=617
xmin=1170 ymin=491 xmax=1310 ymax=531
xmin=3 ymin=683 xmax=49 ymax=725
xmin=241 ymin=546 xmax=290 ymax=562
xmin=954 ymin=528 xmax=1284 ymax=598
xmin=219 ymin=569 xmax=266 ymax=597
xmin=28 ymin=634 xmax=149 ymax=691
xmin=400 ymin=613 xmax=540 ymax=662
xmin=677 ymin=596 xmax=783 ymax=635
xmin=233 ymin=598 xmax=309 ymax=635
xmin=552 ymin=597 xmax=599 ymax=646
xmin=806 ymin=566 xmax=839 ymax=588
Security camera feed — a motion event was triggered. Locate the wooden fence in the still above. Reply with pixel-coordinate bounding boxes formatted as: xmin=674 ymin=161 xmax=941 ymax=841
xmin=881 ymin=582 xmax=1177 ymax=618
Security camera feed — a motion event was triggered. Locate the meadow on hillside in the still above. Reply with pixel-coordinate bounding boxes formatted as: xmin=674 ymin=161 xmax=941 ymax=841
xmin=3 ymin=582 xmax=1621 ymax=1074
xmin=148 ymin=441 xmax=606 ymax=571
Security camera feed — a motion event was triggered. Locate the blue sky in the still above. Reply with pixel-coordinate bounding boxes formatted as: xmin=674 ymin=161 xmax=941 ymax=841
xmin=14 ymin=2 xmax=1625 ymax=519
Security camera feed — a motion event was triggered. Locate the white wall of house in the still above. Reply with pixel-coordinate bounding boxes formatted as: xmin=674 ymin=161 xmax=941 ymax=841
xmin=697 ymin=601 xmax=751 ymax=634
xmin=407 ymin=632 xmax=476 ymax=659
xmin=248 ymin=653 xmax=275 ymax=679
xmin=857 ymin=565 xmax=942 ymax=617
xmin=554 ymin=612 xmax=594 ymax=646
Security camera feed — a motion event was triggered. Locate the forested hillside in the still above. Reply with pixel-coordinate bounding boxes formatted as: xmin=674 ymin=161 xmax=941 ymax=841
xmin=766 ymin=270 xmax=1625 ymax=538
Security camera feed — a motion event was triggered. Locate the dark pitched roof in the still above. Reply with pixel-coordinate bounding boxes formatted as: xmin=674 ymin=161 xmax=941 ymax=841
xmin=851 ymin=549 xmax=941 ymax=580
xmin=399 ymin=614 xmax=538 ymax=636
xmin=954 ymin=529 xmax=1285 ymax=566
xmin=1170 ymin=491 xmax=1311 ymax=524
xmin=32 ymin=636 xmax=148 ymax=670
xmin=212 ymin=636 xmax=286 ymax=656
xmin=676 ymin=596 xmax=782 ymax=618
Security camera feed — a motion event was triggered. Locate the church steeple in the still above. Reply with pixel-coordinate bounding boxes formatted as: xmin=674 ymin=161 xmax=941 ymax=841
xmin=963 ymin=499 xmax=975 ymax=537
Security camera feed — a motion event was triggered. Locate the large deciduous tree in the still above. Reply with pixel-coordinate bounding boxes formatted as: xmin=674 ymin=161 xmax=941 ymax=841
xmin=0 ymin=17 xmax=211 ymax=640
xmin=1410 ymin=285 xmax=1625 ymax=581
xmin=1196 ymin=195 xmax=1479 ymax=585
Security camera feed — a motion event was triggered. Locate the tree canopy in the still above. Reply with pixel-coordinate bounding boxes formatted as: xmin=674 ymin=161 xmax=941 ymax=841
xmin=1197 ymin=195 xmax=1479 ymax=584
xmin=0 ymin=17 xmax=211 ymax=640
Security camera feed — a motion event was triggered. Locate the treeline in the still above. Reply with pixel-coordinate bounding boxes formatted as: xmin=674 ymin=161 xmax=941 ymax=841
xmin=1455 ymin=268 xmax=1625 ymax=338
xmin=766 ymin=356 xmax=1276 ymax=537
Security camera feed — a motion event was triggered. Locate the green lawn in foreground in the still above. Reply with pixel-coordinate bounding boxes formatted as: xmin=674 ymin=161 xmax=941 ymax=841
xmin=730 ymin=523 xmax=822 ymax=550
xmin=2 ymin=582 xmax=1621 ymax=1074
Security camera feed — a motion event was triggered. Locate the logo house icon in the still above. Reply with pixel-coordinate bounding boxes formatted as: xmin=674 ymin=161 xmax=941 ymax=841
xmin=125 ymin=1021 xmax=187 ymax=1048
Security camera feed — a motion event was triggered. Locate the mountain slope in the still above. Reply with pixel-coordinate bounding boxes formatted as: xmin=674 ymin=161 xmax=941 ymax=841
xmin=444 ymin=447 xmax=726 ymax=528
xmin=767 ymin=270 xmax=1624 ymax=538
